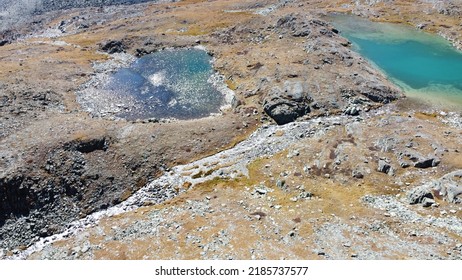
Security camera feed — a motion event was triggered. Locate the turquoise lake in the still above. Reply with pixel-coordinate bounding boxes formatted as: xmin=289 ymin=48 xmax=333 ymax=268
xmin=329 ymin=14 xmax=462 ymax=108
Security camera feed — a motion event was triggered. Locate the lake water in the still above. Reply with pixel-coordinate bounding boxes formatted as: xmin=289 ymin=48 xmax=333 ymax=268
xmin=329 ymin=14 xmax=462 ymax=109
xmin=81 ymin=48 xmax=228 ymax=120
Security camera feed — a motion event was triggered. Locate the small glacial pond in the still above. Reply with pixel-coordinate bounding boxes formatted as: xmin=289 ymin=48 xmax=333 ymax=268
xmin=79 ymin=48 xmax=229 ymax=120
xmin=329 ymin=14 xmax=462 ymax=108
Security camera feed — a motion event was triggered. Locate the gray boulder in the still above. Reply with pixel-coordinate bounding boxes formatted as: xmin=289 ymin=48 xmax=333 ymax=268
xmin=377 ymin=159 xmax=391 ymax=174
xmin=433 ymin=170 xmax=462 ymax=203
xmin=343 ymin=106 xmax=360 ymax=116
xmin=414 ymin=157 xmax=440 ymax=169
xmin=358 ymin=82 xmax=401 ymax=104
xmin=263 ymin=81 xmax=312 ymax=125
xmin=408 ymin=185 xmax=434 ymax=205
xmin=352 ymin=169 xmax=364 ymax=179
xmin=408 ymin=170 xmax=462 ymax=205
xmin=398 ymin=150 xmax=440 ymax=169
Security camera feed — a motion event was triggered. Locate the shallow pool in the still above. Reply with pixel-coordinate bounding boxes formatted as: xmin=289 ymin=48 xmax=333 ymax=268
xmin=79 ymin=48 xmax=228 ymax=120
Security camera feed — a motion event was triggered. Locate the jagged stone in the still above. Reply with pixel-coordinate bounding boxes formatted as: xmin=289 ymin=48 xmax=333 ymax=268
xmin=432 ymin=170 xmax=462 ymax=203
xmin=100 ymin=40 xmax=126 ymax=54
xmin=414 ymin=157 xmax=440 ymax=168
xmin=377 ymin=159 xmax=392 ymax=174
xmin=352 ymin=169 xmax=364 ymax=179
xmin=399 ymin=150 xmax=440 ymax=169
xmin=408 ymin=185 xmax=434 ymax=205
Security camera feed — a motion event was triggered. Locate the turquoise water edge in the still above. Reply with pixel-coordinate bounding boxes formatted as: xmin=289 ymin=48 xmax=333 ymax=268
xmin=329 ymin=14 xmax=462 ymax=109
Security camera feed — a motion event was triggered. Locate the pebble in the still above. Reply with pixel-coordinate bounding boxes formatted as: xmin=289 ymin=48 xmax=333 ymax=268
xmin=352 ymin=170 xmax=364 ymax=179
xmin=287 ymin=150 xmax=300 ymax=158
xmin=255 ymin=188 xmax=267 ymax=195
xmin=276 ymin=180 xmax=286 ymax=189
xmin=81 ymin=245 xmax=90 ymax=253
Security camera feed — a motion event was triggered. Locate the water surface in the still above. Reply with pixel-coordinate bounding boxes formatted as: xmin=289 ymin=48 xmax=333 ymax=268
xmin=329 ymin=14 xmax=462 ymax=109
xmin=80 ymin=48 xmax=228 ymax=120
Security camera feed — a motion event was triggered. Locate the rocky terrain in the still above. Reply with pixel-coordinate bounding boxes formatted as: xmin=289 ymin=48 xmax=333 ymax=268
xmin=0 ymin=0 xmax=461 ymax=259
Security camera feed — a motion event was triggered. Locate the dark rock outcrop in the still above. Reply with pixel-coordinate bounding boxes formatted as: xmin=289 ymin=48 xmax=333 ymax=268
xmin=358 ymin=83 xmax=400 ymax=104
xmin=377 ymin=159 xmax=392 ymax=175
xmin=408 ymin=185 xmax=434 ymax=205
xmin=100 ymin=40 xmax=126 ymax=54
xmin=263 ymin=81 xmax=312 ymax=125
xmin=398 ymin=150 xmax=440 ymax=169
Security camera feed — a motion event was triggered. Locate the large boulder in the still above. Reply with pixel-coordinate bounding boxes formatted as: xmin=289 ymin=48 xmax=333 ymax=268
xmin=263 ymin=81 xmax=312 ymax=125
xmin=408 ymin=170 xmax=462 ymax=205
xmin=398 ymin=150 xmax=440 ymax=169
xmin=433 ymin=170 xmax=462 ymax=203
xmin=358 ymin=82 xmax=401 ymax=104
xmin=408 ymin=185 xmax=434 ymax=205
